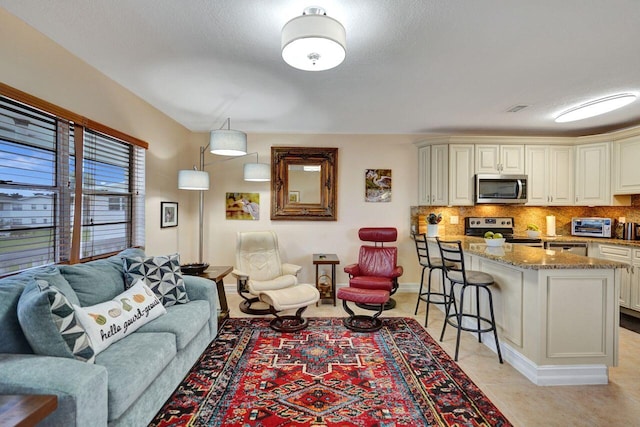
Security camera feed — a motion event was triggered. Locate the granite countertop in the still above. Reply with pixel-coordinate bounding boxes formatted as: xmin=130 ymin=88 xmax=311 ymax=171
xmin=434 ymin=236 xmax=630 ymax=270
xmin=527 ymin=235 xmax=640 ymax=248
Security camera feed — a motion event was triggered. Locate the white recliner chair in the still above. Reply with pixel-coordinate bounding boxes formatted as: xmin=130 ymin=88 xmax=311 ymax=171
xmin=233 ymin=230 xmax=302 ymax=314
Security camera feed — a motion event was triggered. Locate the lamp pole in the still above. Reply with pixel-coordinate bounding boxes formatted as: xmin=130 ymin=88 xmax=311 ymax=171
xmin=198 ymin=146 xmax=205 ymax=264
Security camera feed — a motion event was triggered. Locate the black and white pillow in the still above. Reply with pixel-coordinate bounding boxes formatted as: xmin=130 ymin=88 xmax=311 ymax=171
xmin=18 ymin=279 xmax=95 ymax=363
xmin=123 ymin=253 xmax=189 ymax=307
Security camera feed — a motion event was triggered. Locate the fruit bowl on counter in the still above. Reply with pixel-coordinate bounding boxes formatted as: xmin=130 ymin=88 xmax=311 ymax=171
xmin=526 ymin=230 xmax=541 ymax=238
xmin=484 ymin=238 xmax=506 ymax=247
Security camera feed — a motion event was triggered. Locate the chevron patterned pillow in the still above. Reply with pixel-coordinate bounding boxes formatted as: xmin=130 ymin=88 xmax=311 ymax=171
xmin=123 ymin=254 xmax=189 ymax=306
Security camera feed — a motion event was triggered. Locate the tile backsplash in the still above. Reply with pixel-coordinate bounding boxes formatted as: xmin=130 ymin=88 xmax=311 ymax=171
xmin=411 ymin=195 xmax=640 ymax=236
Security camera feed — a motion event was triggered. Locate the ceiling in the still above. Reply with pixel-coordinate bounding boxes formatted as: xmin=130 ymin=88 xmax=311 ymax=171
xmin=2 ymin=0 xmax=640 ymax=136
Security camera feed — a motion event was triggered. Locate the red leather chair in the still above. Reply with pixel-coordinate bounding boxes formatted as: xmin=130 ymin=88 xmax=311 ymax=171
xmin=344 ymin=227 xmax=403 ymax=310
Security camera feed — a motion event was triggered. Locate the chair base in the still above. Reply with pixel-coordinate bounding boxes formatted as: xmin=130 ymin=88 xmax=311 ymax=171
xmin=239 ymin=297 xmax=271 ymax=315
xmin=343 ymin=315 xmax=383 ymax=332
xmin=269 ymin=312 xmax=309 ymax=332
xmin=356 ymin=297 xmax=396 ymax=311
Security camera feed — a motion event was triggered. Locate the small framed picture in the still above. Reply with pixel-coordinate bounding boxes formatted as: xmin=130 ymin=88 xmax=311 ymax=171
xmin=161 ymin=202 xmax=178 ymax=228
xmin=288 ymin=191 xmax=300 ymax=203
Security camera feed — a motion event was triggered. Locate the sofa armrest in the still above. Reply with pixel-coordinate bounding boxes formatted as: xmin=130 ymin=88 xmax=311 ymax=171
xmin=0 ymin=354 xmax=108 ymax=427
xmin=183 ymin=275 xmax=219 ymax=339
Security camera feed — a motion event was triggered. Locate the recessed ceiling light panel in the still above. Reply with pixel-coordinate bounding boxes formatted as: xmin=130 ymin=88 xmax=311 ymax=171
xmin=555 ymin=93 xmax=638 ymax=123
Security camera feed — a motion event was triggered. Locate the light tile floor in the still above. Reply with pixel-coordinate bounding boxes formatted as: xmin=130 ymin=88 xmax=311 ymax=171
xmin=226 ymin=290 xmax=640 ymax=426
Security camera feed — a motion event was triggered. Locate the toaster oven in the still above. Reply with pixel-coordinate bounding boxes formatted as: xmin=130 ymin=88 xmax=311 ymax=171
xmin=571 ymin=217 xmax=612 ymax=238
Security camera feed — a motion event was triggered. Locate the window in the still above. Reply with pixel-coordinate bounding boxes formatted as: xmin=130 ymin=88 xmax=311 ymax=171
xmin=0 ymin=90 xmax=146 ymax=275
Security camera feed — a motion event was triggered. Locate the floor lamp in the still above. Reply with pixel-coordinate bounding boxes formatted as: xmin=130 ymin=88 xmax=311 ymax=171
xmin=178 ymin=119 xmax=269 ymax=270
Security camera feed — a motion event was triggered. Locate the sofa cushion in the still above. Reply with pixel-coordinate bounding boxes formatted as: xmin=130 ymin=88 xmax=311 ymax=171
xmin=17 ymin=279 xmax=95 ymax=363
xmin=136 ymin=299 xmax=210 ymax=350
xmin=123 ymin=253 xmax=189 ymax=307
xmin=0 ymin=277 xmax=34 ymax=354
xmin=95 ymin=331 xmax=176 ymax=421
xmin=73 ymin=280 xmax=166 ymax=356
xmin=33 ymin=268 xmax=80 ymax=306
xmin=59 ymin=260 xmax=126 ymax=306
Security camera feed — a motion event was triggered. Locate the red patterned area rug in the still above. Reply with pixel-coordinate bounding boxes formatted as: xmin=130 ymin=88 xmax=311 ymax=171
xmin=150 ymin=317 xmax=512 ymax=426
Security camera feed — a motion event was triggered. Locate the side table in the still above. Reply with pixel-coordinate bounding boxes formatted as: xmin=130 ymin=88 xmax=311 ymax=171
xmin=313 ymin=253 xmax=340 ymax=306
xmin=0 ymin=394 xmax=57 ymax=427
xmin=198 ymin=266 xmax=233 ymax=328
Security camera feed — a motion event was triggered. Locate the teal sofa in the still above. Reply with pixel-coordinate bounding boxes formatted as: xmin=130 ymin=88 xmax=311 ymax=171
xmin=0 ymin=248 xmax=219 ymax=426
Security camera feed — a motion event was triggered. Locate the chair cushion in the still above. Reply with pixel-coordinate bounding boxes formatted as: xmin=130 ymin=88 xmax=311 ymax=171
xmin=358 ymin=246 xmax=398 ymax=277
xmin=248 ymin=274 xmax=297 ymax=293
xmin=349 ymin=276 xmax=393 ymax=291
xmin=259 ymin=284 xmax=320 ymax=311
xmin=122 ymin=253 xmax=189 ymax=307
xmin=447 ymin=270 xmax=494 ymax=285
xmin=17 ymin=278 xmax=95 ymax=363
xmin=338 ymin=287 xmax=389 ymax=304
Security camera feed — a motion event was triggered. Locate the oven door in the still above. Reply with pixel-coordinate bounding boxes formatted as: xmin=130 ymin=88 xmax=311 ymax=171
xmin=475 ymin=174 xmax=528 ymax=204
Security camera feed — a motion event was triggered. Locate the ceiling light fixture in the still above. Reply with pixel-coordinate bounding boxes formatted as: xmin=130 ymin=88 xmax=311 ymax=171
xmin=281 ymin=6 xmax=346 ymax=71
xmin=210 ymin=118 xmax=247 ymax=156
xmin=555 ymin=93 xmax=638 ymax=123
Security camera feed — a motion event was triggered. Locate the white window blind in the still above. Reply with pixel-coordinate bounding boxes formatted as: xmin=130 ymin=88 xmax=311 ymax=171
xmin=0 ymin=93 xmax=146 ymax=275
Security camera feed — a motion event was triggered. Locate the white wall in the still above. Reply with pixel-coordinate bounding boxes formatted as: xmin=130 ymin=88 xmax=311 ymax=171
xmin=181 ymin=133 xmax=424 ymax=287
xmin=1 ymin=9 xmax=426 ymax=289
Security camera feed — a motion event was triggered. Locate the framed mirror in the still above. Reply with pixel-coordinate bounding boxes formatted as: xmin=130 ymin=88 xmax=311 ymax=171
xmin=271 ymin=147 xmax=338 ymax=221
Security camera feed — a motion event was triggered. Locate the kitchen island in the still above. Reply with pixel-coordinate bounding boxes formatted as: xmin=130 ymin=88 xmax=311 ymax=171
xmin=427 ymin=236 xmax=628 ymax=386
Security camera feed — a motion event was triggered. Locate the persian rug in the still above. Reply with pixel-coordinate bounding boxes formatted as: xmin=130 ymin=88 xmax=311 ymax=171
xmin=150 ymin=317 xmax=512 ymax=426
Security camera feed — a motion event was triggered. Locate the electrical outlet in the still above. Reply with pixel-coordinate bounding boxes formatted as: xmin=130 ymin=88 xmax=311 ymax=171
xmin=450 ymin=215 xmax=459 ymax=225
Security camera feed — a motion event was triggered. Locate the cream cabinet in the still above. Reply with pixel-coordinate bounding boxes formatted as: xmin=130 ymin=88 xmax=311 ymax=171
xmin=417 ymin=144 xmax=448 ymax=205
xmin=574 ymin=142 xmax=611 ymax=205
xmin=613 ymin=135 xmax=640 ymax=194
xmin=525 ymin=145 xmax=574 ymax=205
xmin=595 ymin=244 xmax=632 ymax=308
xmin=475 ymin=144 xmax=525 ymax=174
xmin=449 ymin=144 xmax=475 ymax=205
xmin=631 ymin=249 xmax=640 ymax=312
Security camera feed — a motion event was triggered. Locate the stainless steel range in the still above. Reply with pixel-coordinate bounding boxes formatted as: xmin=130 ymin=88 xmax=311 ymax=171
xmin=464 ymin=217 xmax=543 ymax=246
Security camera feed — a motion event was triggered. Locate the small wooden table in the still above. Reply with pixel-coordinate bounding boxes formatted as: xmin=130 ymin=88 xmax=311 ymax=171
xmin=313 ymin=253 xmax=340 ymax=306
xmin=0 ymin=394 xmax=58 ymax=427
xmin=198 ymin=266 xmax=233 ymax=327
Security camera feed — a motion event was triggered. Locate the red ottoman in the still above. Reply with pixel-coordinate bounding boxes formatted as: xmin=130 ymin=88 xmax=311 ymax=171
xmin=337 ymin=287 xmax=390 ymax=332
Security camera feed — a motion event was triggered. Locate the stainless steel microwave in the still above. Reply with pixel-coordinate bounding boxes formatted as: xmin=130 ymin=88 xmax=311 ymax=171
xmin=475 ymin=174 xmax=528 ymax=204
xmin=571 ymin=217 xmax=612 ymax=238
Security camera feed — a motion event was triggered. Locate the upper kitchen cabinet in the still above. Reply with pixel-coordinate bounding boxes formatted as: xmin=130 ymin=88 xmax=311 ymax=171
xmin=449 ymin=144 xmax=475 ymax=205
xmin=574 ymin=142 xmax=630 ymax=206
xmin=613 ymin=135 xmax=640 ymax=194
xmin=575 ymin=142 xmax=610 ymax=205
xmin=417 ymin=144 xmax=448 ymax=205
xmin=475 ymin=144 xmax=525 ymax=174
xmin=525 ymin=145 xmax=574 ymax=206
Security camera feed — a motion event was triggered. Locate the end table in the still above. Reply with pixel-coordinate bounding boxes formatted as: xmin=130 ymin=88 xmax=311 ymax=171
xmin=197 ymin=266 xmax=233 ymax=328
xmin=313 ymin=253 xmax=339 ymax=306
xmin=0 ymin=394 xmax=57 ymax=426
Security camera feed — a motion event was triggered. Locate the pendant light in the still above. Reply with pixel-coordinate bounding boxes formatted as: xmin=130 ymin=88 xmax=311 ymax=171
xmin=281 ymin=7 xmax=346 ymax=71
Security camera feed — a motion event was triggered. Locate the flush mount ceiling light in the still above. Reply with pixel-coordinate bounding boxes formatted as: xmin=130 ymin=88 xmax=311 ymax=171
xmin=555 ymin=93 xmax=638 ymax=123
xmin=281 ymin=6 xmax=346 ymax=71
xmin=210 ymin=118 xmax=247 ymax=156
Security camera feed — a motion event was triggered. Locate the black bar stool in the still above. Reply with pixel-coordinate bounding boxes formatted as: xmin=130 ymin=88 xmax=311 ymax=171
xmin=436 ymin=238 xmax=503 ymax=363
xmin=412 ymin=233 xmax=456 ymax=327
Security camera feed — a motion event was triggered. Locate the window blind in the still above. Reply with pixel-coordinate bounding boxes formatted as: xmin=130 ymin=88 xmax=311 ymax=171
xmin=0 ymin=91 xmax=146 ymax=275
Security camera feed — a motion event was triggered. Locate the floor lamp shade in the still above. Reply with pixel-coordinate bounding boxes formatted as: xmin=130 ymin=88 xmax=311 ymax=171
xmin=210 ymin=129 xmax=247 ymax=156
xmin=178 ymin=170 xmax=210 ymax=190
xmin=243 ymin=162 xmax=271 ymax=181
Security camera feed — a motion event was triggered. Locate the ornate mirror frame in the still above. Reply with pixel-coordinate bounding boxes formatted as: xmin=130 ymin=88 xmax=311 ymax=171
xmin=271 ymin=146 xmax=338 ymax=221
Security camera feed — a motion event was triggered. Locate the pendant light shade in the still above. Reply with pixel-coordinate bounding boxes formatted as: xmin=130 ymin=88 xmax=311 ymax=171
xmin=555 ymin=93 xmax=638 ymax=123
xmin=178 ymin=169 xmax=209 ymax=190
xmin=210 ymin=129 xmax=247 ymax=156
xmin=243 ymin=162 xmax=271 ymax=182
xmin=282 ymin=7 xmax=346 ymax=71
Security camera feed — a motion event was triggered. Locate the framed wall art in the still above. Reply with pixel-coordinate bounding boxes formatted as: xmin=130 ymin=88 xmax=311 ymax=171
xmin=365 ymin=169 xmax=392 ymax=202
xmin=161 ymin=202 xmax=178 ymax=228
xmin=226 ymin=192 xmax=260 ymax=220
